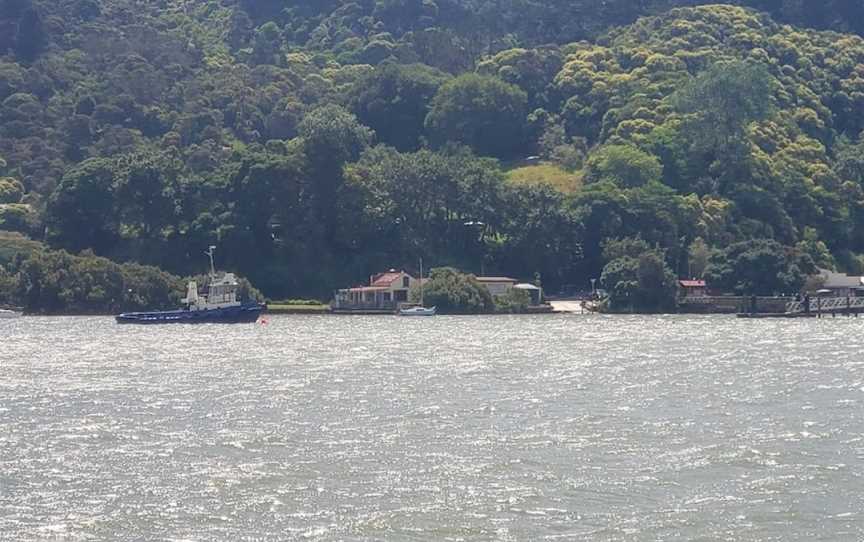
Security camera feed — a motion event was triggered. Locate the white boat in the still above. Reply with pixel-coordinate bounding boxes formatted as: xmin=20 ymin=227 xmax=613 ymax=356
xmin=0 ymin=309 xmax=22 ymax=319
xmin=399 ymin=257 xmax=436 ymax=316
xmin=399 ymin=306 xmax=437 ymax=316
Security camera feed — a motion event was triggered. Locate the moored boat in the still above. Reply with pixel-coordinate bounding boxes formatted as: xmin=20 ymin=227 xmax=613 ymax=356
xmin=0 ymin=308 xmax=22 ymax=319
xmin=399 ymin=305 xmax=437 ymax=316
xmin=398 ymin=258 xmax=436 ymax=316
xmin=115 ymin=247 xmax=265 ymax=324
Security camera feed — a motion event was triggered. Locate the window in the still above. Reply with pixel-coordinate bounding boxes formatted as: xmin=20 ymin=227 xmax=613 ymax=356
xmin=403 ymin=276 xmax=410 ymax=288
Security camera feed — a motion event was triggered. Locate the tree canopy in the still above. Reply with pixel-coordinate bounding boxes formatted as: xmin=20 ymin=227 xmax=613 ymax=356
xmin=1 ymin=2 xmax=864 ymax=312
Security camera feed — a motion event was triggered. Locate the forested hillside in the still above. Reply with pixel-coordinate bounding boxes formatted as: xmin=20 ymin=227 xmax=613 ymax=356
xmin=2 ymin=0 xmax=864 ymax=309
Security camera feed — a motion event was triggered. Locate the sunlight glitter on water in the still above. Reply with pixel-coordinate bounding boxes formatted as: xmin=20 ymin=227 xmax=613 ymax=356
xmin=2 ymin=314 xmax=864 ymax=540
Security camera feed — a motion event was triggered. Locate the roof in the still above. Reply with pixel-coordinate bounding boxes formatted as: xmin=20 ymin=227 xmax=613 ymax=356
xmin=476 ymin=276 xmax=518 ymax=283
xmin=514 ymin=283 xmax=541 ymax=290
xmin=370 ymin=271 xmax=407 ymax=287
xmin=680 ymin=280 xmax=706 ymax=288
xmin=820 ymin=270 xmax=864 ymax=289
xmin=343 ymin=286 xmax=389 ymax=293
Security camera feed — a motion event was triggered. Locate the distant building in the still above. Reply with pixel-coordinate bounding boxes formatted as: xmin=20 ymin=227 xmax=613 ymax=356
xmin=818 ymin=269 xmax=864 ymax=297
xmin=514 ymin=283 xmax=544 ymax=305
xmin=334 ymin=272 xmax=547 ymax=311
xmin=477 ymin=276 xmax=544 ymax=305
xmin=476 ymin=276 xmax=518 ymax=296
xmin=333 ymin=270 xmax=417 ymax=311
xmin=679 ymin=279 xmax=708 ymax=298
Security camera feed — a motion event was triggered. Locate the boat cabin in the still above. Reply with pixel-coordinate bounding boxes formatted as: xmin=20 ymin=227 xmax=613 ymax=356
xmin=183 ymin=273 xmax=241 ymax=310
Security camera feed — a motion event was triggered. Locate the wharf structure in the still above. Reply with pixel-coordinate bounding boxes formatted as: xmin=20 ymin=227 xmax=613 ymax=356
xmin=737 ymin=269 xmax=864 ymax=318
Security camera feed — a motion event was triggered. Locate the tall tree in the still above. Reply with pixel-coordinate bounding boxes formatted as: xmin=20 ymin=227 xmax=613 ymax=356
xmin=673 ymin=60 xmax=775 ymax=194
xmin=351 ymin=63 xmax=450 ymax=151
xmin=425 ymin=73 xmax=529 ymax=160
xmin=298 ymin=104 xmax=374 ymax=247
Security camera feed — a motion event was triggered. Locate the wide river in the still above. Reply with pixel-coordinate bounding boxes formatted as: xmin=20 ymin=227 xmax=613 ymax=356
xmin=2 ymin=315 xmax=863 ymax=541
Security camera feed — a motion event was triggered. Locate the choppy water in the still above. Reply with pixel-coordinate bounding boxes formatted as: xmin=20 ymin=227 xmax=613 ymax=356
xmin=2 ymin=315 xmax=864 ymax=541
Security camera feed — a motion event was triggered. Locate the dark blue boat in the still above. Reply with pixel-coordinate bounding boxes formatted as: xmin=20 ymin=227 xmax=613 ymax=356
xmin=115 ymin=302 xmax=264 ymax=324
xmin=115 ymin=247 xmax=266 ymax=324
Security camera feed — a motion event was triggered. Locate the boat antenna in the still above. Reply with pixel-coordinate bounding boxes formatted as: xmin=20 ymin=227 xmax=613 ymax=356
xmin=205 ymin=245 xmax=217 ymax=278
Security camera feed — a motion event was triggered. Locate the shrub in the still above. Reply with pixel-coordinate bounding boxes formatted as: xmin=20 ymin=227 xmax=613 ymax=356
xmin=413 ymin=267 xmax=494 ymax=314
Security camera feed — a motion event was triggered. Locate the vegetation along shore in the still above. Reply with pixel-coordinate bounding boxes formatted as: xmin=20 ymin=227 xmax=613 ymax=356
xmin=2 ymin=2 xmax=864 ymax=314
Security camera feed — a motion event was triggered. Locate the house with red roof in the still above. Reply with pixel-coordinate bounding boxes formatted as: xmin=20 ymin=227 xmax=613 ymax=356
xmin=679 ymin=279 xmax=708 ymax=298
xmin=333 ymin=270 xmax=417 ymax=312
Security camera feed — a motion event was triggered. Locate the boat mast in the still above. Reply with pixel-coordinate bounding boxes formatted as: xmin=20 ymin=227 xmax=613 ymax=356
xmin=205 ymin=245 xmax=217 ymax=279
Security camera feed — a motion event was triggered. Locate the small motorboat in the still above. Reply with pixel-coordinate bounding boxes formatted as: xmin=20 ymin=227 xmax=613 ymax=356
xmin=399 ymin=305 xmax=437 ymax=316
xmin=0 ymin=308 xmax=22 ymax=319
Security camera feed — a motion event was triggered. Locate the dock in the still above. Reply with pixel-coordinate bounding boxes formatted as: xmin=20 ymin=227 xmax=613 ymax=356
xmin=738 ymin=296 xmax=864 ymax=318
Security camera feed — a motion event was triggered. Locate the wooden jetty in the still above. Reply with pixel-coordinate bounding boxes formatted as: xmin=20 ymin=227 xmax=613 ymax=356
xmin=738 ymin=296 xmax=864 ymax=318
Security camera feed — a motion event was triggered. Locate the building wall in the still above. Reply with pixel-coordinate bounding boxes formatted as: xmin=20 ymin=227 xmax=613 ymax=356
xmin=480 ymin=282 xmax=517 ymax=297
xmin=384 ymin=273 xmax=414 ymax=301
xmin=682 ymin=287 xmax=707 ymax=298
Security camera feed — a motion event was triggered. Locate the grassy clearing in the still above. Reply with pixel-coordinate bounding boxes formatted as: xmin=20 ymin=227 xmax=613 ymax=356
xmin=0 ymin=231 xmax=43 ymax=266
xmin=266 ymin=303 xmax=331 ymax=314
xmin=506 ymin=162 xmax=583 ymax=194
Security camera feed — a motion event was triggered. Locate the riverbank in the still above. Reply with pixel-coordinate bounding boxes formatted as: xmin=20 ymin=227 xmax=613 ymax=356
xmin=265 ymin=304 xmax=331 ymax=315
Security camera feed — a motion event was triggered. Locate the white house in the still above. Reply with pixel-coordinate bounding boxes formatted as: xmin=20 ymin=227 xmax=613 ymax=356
xmin=333 ymin=270 xmax=417 ymax=311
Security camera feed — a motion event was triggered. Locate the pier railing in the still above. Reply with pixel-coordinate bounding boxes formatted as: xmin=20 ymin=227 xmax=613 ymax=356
xmin=786 ymin=296 xmax=864 ymax=314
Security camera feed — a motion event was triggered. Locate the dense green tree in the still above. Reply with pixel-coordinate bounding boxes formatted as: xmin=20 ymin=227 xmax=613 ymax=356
xmin=584 ymin=144 xmax=662 ymax=188
xmin=0 ymin=176 xmax=24 ymax=203
xmin=600 ymin=243 xmax=677 ymax=312
xmin=0 ymin=203 xmax=37 ymax=235
xmin=14 ymin=6 xmax=46 ymax=62
xmin=425 ymin=73 xmax=529 ymax=159
xmin=476 ymin=47 xmax=564 ymax=109
xmin=795 ymin=227 xmax=836 ymax=271
xmin=252 ymin=21 xmax=283 ymax=65
xmin=602 ymin=237 xmax=652 ymax=262
xmin=299 ymin=104 xmax=375 ymax=247
xmin=687 ymin=237 xmax=712 ymax=279
xmin=45 ymin=158 xmax=118 ymax=253
xmin=497 ymin=184 xmax=584 ymax=290
xmin=704 ymin=238 xmax=815 ymax=295
xmin=673 ymin=60 xmax=775 ymax=194
xmin=351 ymin=63 xmax=450 ymax=151
xmin=219 ymin=147 xmax=310 ymax=294
xmin=348 ymin=145 xmax=506 ymax=269
xmin=416 ymin=266 xmax=495 ymax=314
xmin=5 ymin=1 xmax=864 ymax=310
xmin=493 ymin=287 xmax=532 ymax=313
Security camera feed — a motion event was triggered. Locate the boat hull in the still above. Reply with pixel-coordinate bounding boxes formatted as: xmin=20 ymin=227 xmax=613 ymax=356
xmin=399 ymin=306 xmax=437 ymax=316
xmin=115 ymin=303 xmax=265 ymax=324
